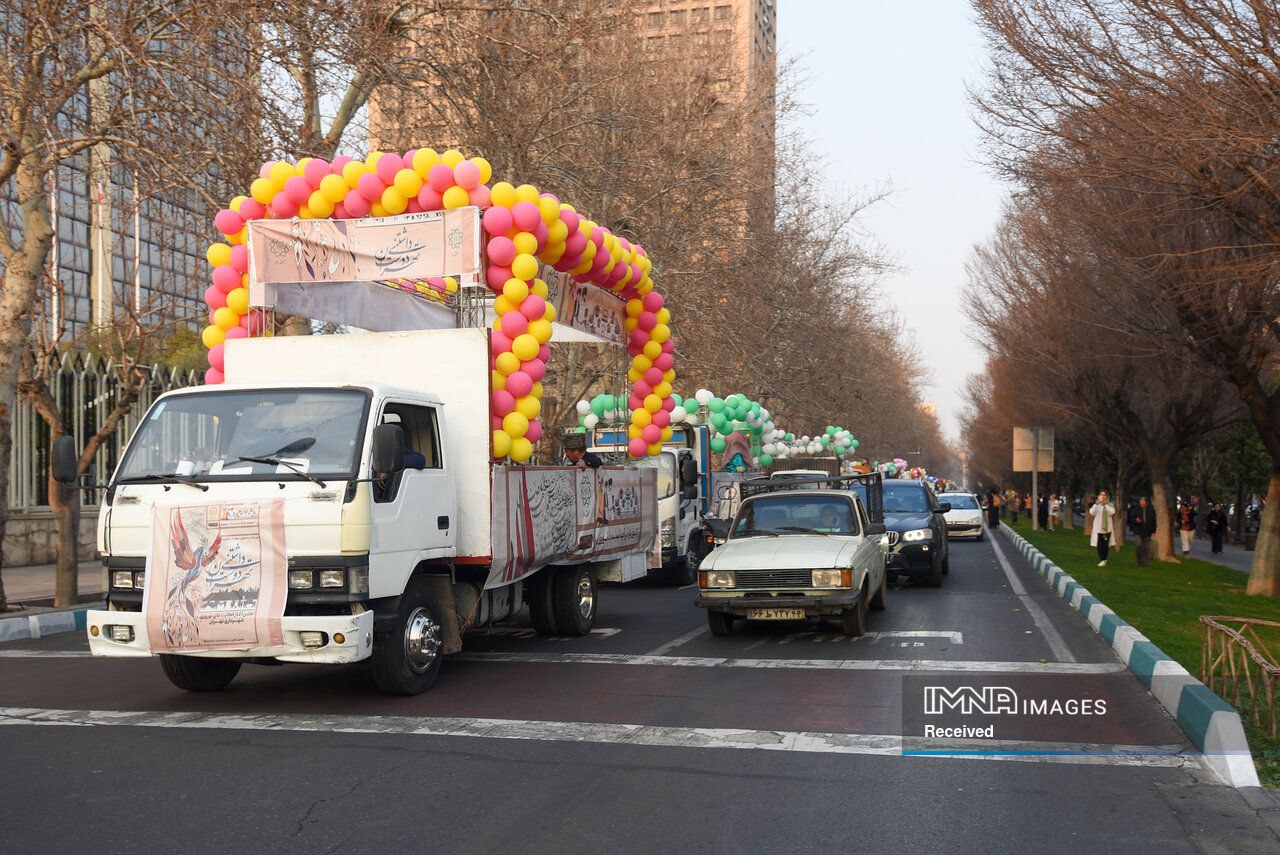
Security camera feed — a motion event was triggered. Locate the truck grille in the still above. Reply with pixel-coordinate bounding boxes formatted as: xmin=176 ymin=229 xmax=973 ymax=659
xmin=733 ymin=568 xmax=811 ymax=590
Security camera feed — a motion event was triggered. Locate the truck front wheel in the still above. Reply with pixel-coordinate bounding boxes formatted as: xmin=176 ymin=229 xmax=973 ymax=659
xmin=551 ymin=565 xmax=596 ymax=636
xmin=159 ymin=655 xmax=241 ymax=692
xmin=371 ymin=585 xmax=444 ymax=695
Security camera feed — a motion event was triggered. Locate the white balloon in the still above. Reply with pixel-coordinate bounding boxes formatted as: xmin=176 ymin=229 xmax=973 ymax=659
xmin=576 ymin=400 xmax=591 ymax=416
xmin=671 ymin=406 xmax=688 ymax=423
xmin=583 ymin=414 xmax=599 ymax=430
xmin=695 ymin=388 xmax=713 ymax=405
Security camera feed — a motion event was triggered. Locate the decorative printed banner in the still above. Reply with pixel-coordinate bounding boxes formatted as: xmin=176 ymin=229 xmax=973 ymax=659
xmin=543 ymin=267 xmax=626 ymax=345
xmin=144 ymin=500 xmax=288 ymax=653
xmin=488 ymin=466 xmax=657 ymax=588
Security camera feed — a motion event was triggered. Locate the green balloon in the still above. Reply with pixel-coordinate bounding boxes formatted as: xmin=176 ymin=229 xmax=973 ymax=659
xmin=785 ymin=433 xmax=794 ymax=441
xmin=710 ymin=437 xmax=726 ymax=452
xmin=711 ymin=413 xmax=728 ymax=432
xmin=759 ymin=454 xmax=773 ymax=467
xmin=672 ymin=393 xmax=682 ymax=406
xmin=826 ymin=426 xmax=837 ymax=436
xmin=708 ymin=397 xmax=725 ymax=413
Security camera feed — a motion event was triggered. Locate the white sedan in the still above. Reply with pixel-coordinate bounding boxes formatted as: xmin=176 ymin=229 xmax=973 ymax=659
xmin=938 ymin=492 xmax=985 ymax=541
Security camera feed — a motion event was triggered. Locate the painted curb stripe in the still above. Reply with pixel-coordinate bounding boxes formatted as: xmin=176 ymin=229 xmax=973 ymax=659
xmin=0 ymin=607 xmax=90 ymax=643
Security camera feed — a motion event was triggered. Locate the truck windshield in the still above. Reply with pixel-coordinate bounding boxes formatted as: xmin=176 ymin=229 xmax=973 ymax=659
xmin=733 ymin=494 xmax=856 ymax=537
xmin=116 ymin=389 xmax=370 ymax=483
xmin=653 ymin=453 xmax=676 ymax=499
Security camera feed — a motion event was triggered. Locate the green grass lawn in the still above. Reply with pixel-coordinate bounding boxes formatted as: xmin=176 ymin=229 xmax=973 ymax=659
xmin=1005 ymin=517 xmax=1280 ymax=785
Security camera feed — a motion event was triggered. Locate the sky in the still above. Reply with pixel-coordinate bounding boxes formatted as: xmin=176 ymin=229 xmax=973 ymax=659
xmin=777 ymin=1 xmax=1007 ymax=440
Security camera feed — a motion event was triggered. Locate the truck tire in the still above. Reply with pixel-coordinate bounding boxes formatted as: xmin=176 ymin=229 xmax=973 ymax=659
xmin=707 ymin=610 xmax=733 ymax=636
xmin=869 ymin=570 xmax=888 ymax=611
xmin=841 ymin=584 xmax=869 ymax=637
xmin=551 ymin=565 xmax=596 ymax=636
xmin=666 ymin=556 xmax=697 ymax=587
xmin=525 ymin=570 xmax=557 ymax=636
xmin=159 ymin=655 xmax=241 ymax=692
xmin=371 ymin=583 xmax=445 ymax=695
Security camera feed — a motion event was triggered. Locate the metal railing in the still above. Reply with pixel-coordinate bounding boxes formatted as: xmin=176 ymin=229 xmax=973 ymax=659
xmin=1201 ymin=615 xmax=1280 ymax=738
xmin=7 ymin=353 xmax=200 ymax=510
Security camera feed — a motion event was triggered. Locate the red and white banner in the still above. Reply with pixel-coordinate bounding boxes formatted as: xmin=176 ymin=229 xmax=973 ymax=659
xmin=144 ymin=500 xmax=288 ymax=653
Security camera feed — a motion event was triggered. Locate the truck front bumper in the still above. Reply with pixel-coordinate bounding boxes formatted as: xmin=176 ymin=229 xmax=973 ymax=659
xmin=85 ymin=609 xmax=375 ymax=664
xmin=696 ymin=591 xmax=857 ymax=617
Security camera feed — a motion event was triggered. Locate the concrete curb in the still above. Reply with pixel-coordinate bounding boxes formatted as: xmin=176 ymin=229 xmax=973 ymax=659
xmin=999 ymin=523 xmax=1260 ymax=788
xmin=0 ymin=605 xmax=93 ymax=643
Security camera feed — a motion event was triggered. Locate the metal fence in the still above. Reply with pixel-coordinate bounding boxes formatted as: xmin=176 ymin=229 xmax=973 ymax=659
xmin=7 ymin=354 xmax=200 ymax=510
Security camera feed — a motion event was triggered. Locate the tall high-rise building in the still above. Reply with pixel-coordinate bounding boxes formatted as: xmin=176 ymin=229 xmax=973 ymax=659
xmin=637 ymin=0 xmax=776 ymax=96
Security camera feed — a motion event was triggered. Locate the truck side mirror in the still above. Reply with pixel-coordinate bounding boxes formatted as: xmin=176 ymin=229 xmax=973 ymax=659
xmin=371 ymin=423 xmax=405 ymax=475
xmin=680 ymin=457 xmax=698 ymax=485
xmin=51 ymin=435 xmax=78 ymax=485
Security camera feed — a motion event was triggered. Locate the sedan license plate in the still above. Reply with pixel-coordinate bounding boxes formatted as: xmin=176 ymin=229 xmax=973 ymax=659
xmin=748 ymin=608 xmax=806 ymax=620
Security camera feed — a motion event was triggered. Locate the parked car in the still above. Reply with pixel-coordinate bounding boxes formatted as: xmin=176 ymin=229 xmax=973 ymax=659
xmin=938 ymin=492 xmax=984 ymax=541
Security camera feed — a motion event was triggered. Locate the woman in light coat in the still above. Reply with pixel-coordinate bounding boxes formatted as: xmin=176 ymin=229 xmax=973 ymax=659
xmin=1090 ymin=491 xmax=1117 ymax=566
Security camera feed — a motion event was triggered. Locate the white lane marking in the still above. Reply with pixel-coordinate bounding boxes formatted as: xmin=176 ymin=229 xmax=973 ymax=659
xmin=678 ymin=584 xmax=698 ymax=590
xmin=0 ymin=707 xmax=1206 ymax=771
xmin=645 ymin=625 xmax=707 ymax=656
xmin=987 ymin=534 xmax=1077 ymax=663
xmin=457 ymin=651 xmax=1125 ymax=673
xmin=469 ymin=627 xmax=621 ymax=640
xmin=777 ymin=630 xmax=963 ymax=645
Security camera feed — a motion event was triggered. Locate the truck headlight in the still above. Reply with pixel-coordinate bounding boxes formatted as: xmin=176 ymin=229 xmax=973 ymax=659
xmin=903 ymin=528 xmax=934 ymax=542
xmin=660 ymin=522 xmax=675 ymax=548
xmin=701 ymin=570 xmax=735 ymax=589
xmin=133 ymin=570 xmax=146 ymax=590
xmin=288 ymin=570 xmax=314 ymax=590
xmin=318 ymin=569 xmax=345 ymax=589
xmin=811 ymin=569 xmax=852 ymax=588
xmin=111 ymin=570 xmax=134 ymax=589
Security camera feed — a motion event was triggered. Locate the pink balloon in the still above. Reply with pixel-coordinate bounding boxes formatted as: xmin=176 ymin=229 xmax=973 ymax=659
xmin=344 ymin=190 xmax=370 ymax=218
xmin=284 ymin=175 xmax=313 ymax=206
xmin=642 ymin=291 xmax=663 ymax=313
xmin=634 ymin=380 xmax=652 ymax=397
xmin=511 ymin=201 xmax=540 ymax=232
xmin=499 ymin=311 xmax=529 ymax=338
xmin=356 ymin=173 xmax=385 ymax=202
xmin=484 ymin=206 xmax=513 ymax=237
xmin=332 ymin=201 xmax=350 ymax=219
xmin=258 ymin=162 xmax=274 ymax=179
xmin=608 ymin=264 xmax=627 ymax=285
xmin=453 ymin=160 xmax=481 ymax=190
xmin=660 ymin=339 xmax=674 ymax=354
xmin=628 ymin=393 xmax=643 ymax=410
xmin=417 ymin=186 xmax=443 ymax=211
xmin=534 ymin=221 xmax=549 ymax=251
xmin=229 ymin=244 xmax=249 ymax=273
xmin=403 ymin=149 xmax=416 ymax=164
xmin=214 ymin=209 xmax=243 ymax=235
xmin=519 ymin=294 xmax=546 ymax=320
xmin=626 ymin=342 xmax=643 ymax=358
xmin=486 ymin=236 xmax=517 ymax=266
xmin=565 ymin=231 xmax=587 ymax=255
xmin=486 ymin=264 xmax=512 ymax=291
xmin=638 ymin=311 xmax=657 ymax=331
xmin=662 ymin=396 xmax=676 ymax=412
xmin=652 ymin=409 xmax=670 ymax=428
xmin=491 ymin=389 xmax=516 ymax=417
xmin=520 ymin=358 xmax=545 ymax=381
xmin=405 ymin=197 xmax=423 ymax=214
xmin=525 ymin=419 xmax=543 ymax=443
xmin=468 ymin=185 xmax=491 ymax=207
xmin=628 ymin=437 xmax=648 ymax=458
xmin=204 ymin=367 xmax=224 ymax=385
xmin=302 ymin=158 xmax=331 ymax=187
xmin=224 ymin=326 xmax=248 ymax=340
xmin=641 ymin=424 xmax=661 ymax=444
xmin=505 ymin=370 xmax=533 ymax=398
xmin=271 ymin=192 xmax=298 ymax=218
xmin=204 ymin=285 xmax=227 ymax=310
xmin=644 ymin=367 xmax=662 ymax=386
xmin=491 ymin=414 xmax=503 ymax=431
xmin=241 ymin=313 xmax=262 ymax=334
xmin=654 ymin=352 xmax=674 ymax=371
xmin=427 ymin=163 xmax=455 ymax=193
xmin=629 ymin=329 xmax=649 ymax=348
xmin=375 ymin=153 xmax=404 ymax=184
xmin=212 ymin=265 xmax=240 ymax=293
xmin=559 ymin=208 xmax=580 ymax=232
xmin=331 ymin=155 xmax=352 ymax=172
xmin=239 ymin=198 xmax=266 ymax=220
xmin=538 ymin=344 xmax=551 ymax=362
xmin=491 ymin=331 xmax=512 ymax=355
xmin=207 ymin=344 xmax=225 ymax=371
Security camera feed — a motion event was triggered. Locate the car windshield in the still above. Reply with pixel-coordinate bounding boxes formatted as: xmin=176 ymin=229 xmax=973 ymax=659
xmin=116 ymin=389 xmax=370 ymax=482
xmin=733 ymin=494 xmax=856 ymax=537
xmin=942 ymin=494 xmax=979 ymax=510
xmin=882 ymin=484 xmax=930 ymax=513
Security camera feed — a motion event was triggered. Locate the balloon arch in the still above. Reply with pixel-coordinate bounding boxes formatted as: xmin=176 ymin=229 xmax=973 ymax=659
xmin=201 ymin=148 xmax=674 ymax=461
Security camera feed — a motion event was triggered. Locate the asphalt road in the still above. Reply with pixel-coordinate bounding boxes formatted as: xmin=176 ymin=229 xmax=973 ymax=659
xmin=2 ymin=533 xmax=1278 ymax=854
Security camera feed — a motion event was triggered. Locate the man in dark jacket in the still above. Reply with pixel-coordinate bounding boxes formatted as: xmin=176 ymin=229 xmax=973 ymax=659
xmin=1129 ymin=496 xmax=1157 ymax=567
xmin=562 ymin=431 xmax=602 ymax=469
xmin=1206 ymin=504 xmax=1229 ymax=554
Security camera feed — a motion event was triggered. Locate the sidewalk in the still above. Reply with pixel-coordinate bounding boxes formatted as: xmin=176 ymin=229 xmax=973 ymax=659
xmin=2 ymin=560 xmax=103 ymax=604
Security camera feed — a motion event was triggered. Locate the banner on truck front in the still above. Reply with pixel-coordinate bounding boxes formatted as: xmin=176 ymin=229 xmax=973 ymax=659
xmin=143 ymin=500 xmax=288 ymax=653
xmin=543 ymin=268 xmax=627 ymax=345
xmin=488 ymin=466 xmax=658 ymax=588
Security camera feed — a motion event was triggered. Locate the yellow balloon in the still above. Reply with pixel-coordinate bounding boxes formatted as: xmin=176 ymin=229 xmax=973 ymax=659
xmin=370 ymin=200 xmax=389 ymax=218
xmin=213 ymin=307 xmax=239 ymax=331
xmin=444 ymin=277 xmax=458 ymax=293
xmin=250 ymin=178 xmax=274 ymax=204
xmin=643 ymin=340 xmax=661 ymax=359
xmin=515 ymin=395 xmax=541 ymax=420
xmin=492 ymin=429 xmax=513 ymax=458
xmin=624 ymin=317 xmax=639 ymax=331
xmin=648 ymin=442 xmax=662 ymax=456
xmin=491 ymin=370 xmax=506 ymax=392
xmin=511 ymin=254 xmax=538 ymax=281
xmin=515 ymin=184 xmax=540 ymax=205
xmin=503 ymin=411 xmax=529 ymax=439
xmin=493 ymin=294 xmax=516 ymax=316
xmin=492 ymin=315 xmax=504 ymax=333
xmin=513 ymin=231 xmax=538 ymax=255
xmin=660 ymin=427 xmax=672 ymax=442
xmin=394 ymin=168 xmax=423 ymax=198
xmin=531 ymin=381 xmax=543 ymax=398
xmin=412 ymin=148 xmax=440 ymax=176
xmin=503 ymin=278 xmax=529 ymax=303
xmin=232 ymin=226 xmax=246 ymax=245
xmin=528 ymin=319 xmax=552 ymax=343
xmin=663 ymin=369 xmax=676 ymax=383
xmin=297 ymin=205 xmax=314 ymax=220
xmin=207 ymin=243 xmax=232 ymax=268
xmin=633 ymin=408 xmax=652 ymax=427
xmin=531 ymin=278 xmax=549 ymax=298
xmin=635 ymin=279 xmax=654 ymax=295
xmin=491 ymin=182 xmax=517 ymax=208
xmin=230 ymin=195 xmax=248 ymax=214
xmin=381 ymin=187 xmax=409 ymax=215
xmin=441 ymin=149 xmax=464 ymax=167
xmin=628 ymin=425 xmax=642 ymax=440
xmin=539 ymin=243 xmax=564 ymax=266
xmin=296 ymin=157 xmax=312 ymax=172
xmin=512 ymin=334 xmax=539 ymax=361
xmin=442 ymin=185 xmax=469 ymax=209
xmin=509 ymin=437 xmax=533 ymax=463
xmin=542 ymin=302 xmax=556 ymax=322
xmin=495 ymin=351 xmax=520 ymax=375
xmin=366 ymin=151 xmax=382 ymax=170
xmin=644 ymin=394 xmax=662 ymax=413
xmin=656 ymin=307 xmax=671 ymax=324
xmin=548 ymin=219 xmax=568 ymax=243
xmin=226 ymin=287 xmax=249 ymax=315
xmin=632 ymin=354 xmax=652 ymax=372
xmin=308 ymin=190 xmax=335 ymax=218
xmin=342 ymin=161 xmax=366 ymax=188
xmin=472 ymin=157 xmax=493 ymax=184
xmin=654 ymin=381 xmax=672 ymax=399
xmin=650 ymin=324 xmax=671 ymax=343
xmin=627 ymin=368 xmax=641 ymax=383
xmin=538 ymin=197 xmax=559 ymax=225
xmin=320 ymin=173 xmax=348 ymax=203
xmin=267 ymin=162 xmax=294 ymax=192
xmin=201 ymin=325 xmax=225 ymax=348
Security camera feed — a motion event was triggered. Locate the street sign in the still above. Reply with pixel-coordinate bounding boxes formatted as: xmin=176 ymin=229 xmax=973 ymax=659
xmin=1012 ymin=427 xmax=1054 ymax=472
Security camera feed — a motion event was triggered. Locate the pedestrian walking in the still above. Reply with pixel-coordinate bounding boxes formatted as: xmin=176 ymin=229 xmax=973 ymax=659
xmin=1009 ymin=491 xmax=1020 ymax=525
xmin=1037 ymin=493 xmax=1049 ymax=529
xmin=1128 ymin=497 xmax=1157 ymax=567
xmin=1090 ymin=491 xmax=1116 ymax=566
xmin=1207 ymin=504 xmax=1228 ymax=554
xmin=987 ymin=490 xmax=1002 ymax=529
xmin=1048 ymin=493 xmax=1061 ymax=531
xmin=1176 ymin=502 xmax=1196 ymax=556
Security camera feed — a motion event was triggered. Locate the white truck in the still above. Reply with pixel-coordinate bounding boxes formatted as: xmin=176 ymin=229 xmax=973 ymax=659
xmin=60 ymin=329 xmax=658 ymax=695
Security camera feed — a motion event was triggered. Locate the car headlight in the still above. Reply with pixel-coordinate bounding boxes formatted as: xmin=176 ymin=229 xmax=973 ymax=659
xmin=902 ymin=528 xmax=934 ymax=542
xmin=701 ymin=570 xmax=736 ymax=589
xmin=111 ymin=570 xmax=134 ymax=589
xmin=811 ymin=569 xmax=852 ymax=588
xmin=318 ymin=569 xmax=345 ymax=589
xmin=288 ymin=570 xmax=314 ymax=590
xmin=660 ymin=521 xmax=675 ymax=548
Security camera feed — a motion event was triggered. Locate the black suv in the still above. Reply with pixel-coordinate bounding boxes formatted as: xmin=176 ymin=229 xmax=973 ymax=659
xmin=852 ymin=478 xmax=950 ymax=586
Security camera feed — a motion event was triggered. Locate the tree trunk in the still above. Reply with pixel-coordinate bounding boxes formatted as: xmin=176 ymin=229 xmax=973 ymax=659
xmin=1245 ymin=471 xmax=1280 ymax=597
xmin=1112 ymin=477 xmax=1126 ymax=547
xmin=48 ymin=470 xmax=79 ymax=607
xmin=1150 ymin=460 xmax=1178 ymax=563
